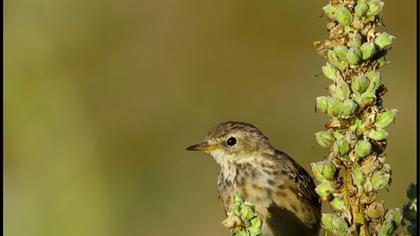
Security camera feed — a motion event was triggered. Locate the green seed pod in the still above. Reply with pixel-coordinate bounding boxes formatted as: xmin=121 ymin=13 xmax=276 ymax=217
xmin=353 ymin=91 xmax=376 ymax=108
xmin=334 ymin=80 xmax=351 ymax=100
xmin=348 ymin=32 xmax=362 ymax=48
xmin=341 ymin=99 xmax=358 ymax=117
xmin=311 ymin=160 xmax=336 ymax=181
xmin=378 ymin=219 xmax=394 ymax=235
xmin=250 ymin=217 xmax=262 ymax=228
xmin=367 ymin=201 xmax=385 ymax=219
xmin=371 ymin=170 xmax=391 ymax=191
xmin=316 ymin=96 xmax=329 ymax=113
xmin=315 ymin=182 xmax=334 ymax=200
xmin=231 ymin=195 xmax=243 ymax=216
xmin=335 ymin=60 xmax=348 ymax=70
xmin=233 ymin=192 xmax=243 ymax=204
xmin=349 ymin=118 xmax=363 ymax=132
xmin=360 ymin=41 xmax=377 ymax=60
xmin=311 ymin=161 xmax=325 ymax=181
xmin=321 ymin=161 xmax=337 ymax=180
xmin=374 ymin=32 xmax=395 ymax=50
xmin=323 ymin=4 xmax=337 ymax=19
xmin=351 ymin=76 xmax=370 ymax=93
xmin=375 ymin=109 xmax=398 ymax=128
xmin=333 ymin=139 xmax=350 ymax=156
xmin=327 ymin=49 xmax=347 ymax=70
xmin=406 ymin=183 xmax=417 ymax=200
xmin=335 ymin=6 xmax=353 ymax=26
xmin=367 ymin=0 xmax=384 ymax=16
xmin=352 ymin=168 xmax=365 ymax=192
xmin=240 ymin=203 xmax=255 ymax=220
xmin=322 ymin=62 xmax=337 ymax=80
xmin=355 ymin=2 xmax=369 ymax=17
xmin=233 ymin=204 xmax=241 ymax=217
xmin=321 ymin=214 xmax=349 ymax=236
xmin=354 ymin=140 xmax=372 ymax=157
xmin=368 ymin=129 xmax=388 ymax=140
xmin=346 ymin=47 xmax=362 ymax=65
xmin=327 ymin=49 xmax=339 ymax=64
xmin=231 ymin=228 xmax=246 ymax=236
xmin=334 ymin=45 xmax=348 ymax=59
xmin=332 ymin=130 xmax=344 ymax=140
xmin=315 ymin=131 xmax=335 ymax=148
xmin=377 ymin=55 xmax=388 ymax=67
xmin=327 ymin=97 xmax=341 ymax=117
xmin=249 ymin=217 xmax=262 ymax=233
xmin=365 ymin=71 xmax=381 ymax=90
xmin=385 ymin=208 xmax=402 ymax=226
xmin=331 ymin=197 xmax=347 ymax=211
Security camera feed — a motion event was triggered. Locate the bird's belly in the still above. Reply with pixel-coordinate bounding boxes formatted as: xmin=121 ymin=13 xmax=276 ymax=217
xmin=240 ymin=182 xmax=273 ymax=219
xmin=220 ymin=180 xmax=319 ymax=236
xmin=221 ymin=178 xmax=275 ymax=220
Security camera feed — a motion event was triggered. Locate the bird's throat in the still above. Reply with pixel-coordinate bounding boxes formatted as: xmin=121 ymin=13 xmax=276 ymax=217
xmin=212 ymin=151 xmax=271 ymax=184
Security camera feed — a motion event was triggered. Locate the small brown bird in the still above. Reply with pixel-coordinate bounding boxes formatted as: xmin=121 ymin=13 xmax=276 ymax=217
xmin=186 ymin=121 xmax=321 ymax=236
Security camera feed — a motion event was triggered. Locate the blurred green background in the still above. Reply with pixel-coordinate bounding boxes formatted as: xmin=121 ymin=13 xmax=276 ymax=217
xmin=4 ymin=0 xmax=416 ymax=235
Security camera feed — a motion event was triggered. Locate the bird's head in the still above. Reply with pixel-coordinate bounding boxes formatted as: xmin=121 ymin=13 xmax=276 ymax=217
xmin=186 ymin=121 xmax=273 ymax=166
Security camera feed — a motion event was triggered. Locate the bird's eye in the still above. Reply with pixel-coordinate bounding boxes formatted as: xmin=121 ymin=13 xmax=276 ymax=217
xmin=227 ymin=137 xmax=237 ymax=146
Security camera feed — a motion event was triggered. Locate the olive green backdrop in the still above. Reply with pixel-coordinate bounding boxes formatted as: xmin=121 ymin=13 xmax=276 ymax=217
xmin=4 ymin=0 xmax=416 ymax=235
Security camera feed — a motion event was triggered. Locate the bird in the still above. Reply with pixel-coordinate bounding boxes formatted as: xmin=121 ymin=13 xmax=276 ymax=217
xmin=186 ymin=121 xmax=321 ymax=236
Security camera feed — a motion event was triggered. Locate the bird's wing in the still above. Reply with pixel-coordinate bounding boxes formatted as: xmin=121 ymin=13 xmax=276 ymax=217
xmin=275 ymin=150 xmax=320 ymax=208
xmin=269 ymin=150 xmax=321 ymax=233
xmin=265 ymin=203 xmax=319 ymax=236
xmin=289 ymin=160 xmax=321 ymax=208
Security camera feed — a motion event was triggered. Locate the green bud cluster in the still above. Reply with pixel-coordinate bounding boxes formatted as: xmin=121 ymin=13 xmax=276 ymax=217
xmin=225 ymin=193 xmax=263 ymax=236
xmin=321 ymin=213 xmax=349 ymax=236
xmin=321 ymin=1 xmax=395 ymax=69
xmin=332 ymin=138 xmax=350 ymax=156
xmin=354 ymin=2 xmax=369 ymax=17
xmin=351 ymin=75 xmax=370 ymax=93
xmin=315 ymin=181 xmax=335 ymax=201
xmin=324 ymin=32 xmax=394 ymax=69
xmin=322 ymin=62 xmax=337 ymax=80
xmin=354 ymin=139 xmax=372 ymax=157
xmin=370 ymin=169 xmax=391 ymax=191
xmin=311 ymin=160 xmax=337 ymax=201
xmin=313 ymin=0 xmax=403 ymax=235
xmin=375 ymin=109 xmax=398 ymax=128
xmin=331 ymin=197 xmax=347 ymax=211
xmin=366 ymin=0 xmax=384 ymax=16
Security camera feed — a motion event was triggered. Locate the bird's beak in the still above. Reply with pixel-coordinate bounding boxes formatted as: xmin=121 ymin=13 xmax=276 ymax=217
xmin=186 ymin=142 xmax=219 ymax=152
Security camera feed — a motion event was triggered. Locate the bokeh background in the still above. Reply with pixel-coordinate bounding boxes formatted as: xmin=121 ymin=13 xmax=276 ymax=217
xmin=4 ymin=0 xmax=416 ymax=235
